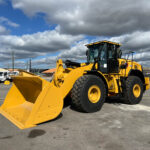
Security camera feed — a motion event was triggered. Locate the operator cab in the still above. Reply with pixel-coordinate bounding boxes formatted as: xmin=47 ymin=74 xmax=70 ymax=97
xmin=86 ymin=40 xmax=122 ymax=73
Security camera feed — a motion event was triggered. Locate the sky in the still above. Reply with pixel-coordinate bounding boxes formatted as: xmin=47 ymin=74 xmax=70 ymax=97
xmin=0 ymin=0 xmax=150 ymax=69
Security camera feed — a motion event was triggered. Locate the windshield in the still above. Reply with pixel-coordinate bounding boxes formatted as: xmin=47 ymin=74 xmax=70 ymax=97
xmin=88 ymin=48 xmax=99 ymax=63
xmin=87 ymin=44 xmax=106 ymax=63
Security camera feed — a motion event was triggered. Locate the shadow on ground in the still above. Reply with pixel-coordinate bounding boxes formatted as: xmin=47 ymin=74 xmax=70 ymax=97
xmin=28 ymin=129 xmax=46 ymax=138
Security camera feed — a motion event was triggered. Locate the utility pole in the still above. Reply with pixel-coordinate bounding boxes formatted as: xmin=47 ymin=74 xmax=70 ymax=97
xmin=12 ymin=51 xmax=14 ymax=71
xmin=29 ymin=58 xmax=32 ymax=72
xmin=26 ymin=60 xmax=29 ymax=72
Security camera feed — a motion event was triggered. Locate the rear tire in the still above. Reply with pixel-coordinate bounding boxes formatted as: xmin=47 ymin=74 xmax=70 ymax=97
xmin=71 ymin=75 xmax=106 ymax=112
xmin=123 ymin=76 xmax=144 ymax=104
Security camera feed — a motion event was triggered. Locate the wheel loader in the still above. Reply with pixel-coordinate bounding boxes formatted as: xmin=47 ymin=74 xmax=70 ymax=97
xmin=0 ymin=40 xmax=149 ymax=129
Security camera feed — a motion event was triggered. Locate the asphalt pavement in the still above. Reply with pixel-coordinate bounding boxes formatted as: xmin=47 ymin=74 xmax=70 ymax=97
xmin=0 ymin=83 xmax=150 ymax=150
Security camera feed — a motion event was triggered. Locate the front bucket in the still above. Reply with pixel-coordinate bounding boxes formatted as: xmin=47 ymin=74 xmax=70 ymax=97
xmin=0 ymin=76 xmax=63 ymax=129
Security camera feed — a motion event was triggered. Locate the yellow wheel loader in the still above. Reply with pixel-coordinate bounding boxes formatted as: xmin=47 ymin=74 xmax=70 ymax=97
xmin=0 ymin=41 xmax=149 ymax=129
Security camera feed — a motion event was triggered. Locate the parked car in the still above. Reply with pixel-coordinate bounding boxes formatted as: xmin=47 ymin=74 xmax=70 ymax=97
xmin=0 ymin=71 xmax=10 ymax=82
xmin=8 ymin=71 xmax=19 ymax=81
xmin=8 ymin=71 xmax=19 ymax=76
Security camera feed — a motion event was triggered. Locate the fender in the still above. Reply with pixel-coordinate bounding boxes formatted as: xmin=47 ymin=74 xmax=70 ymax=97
xmin=85 ymin=70 xmax=109 ymax=93
xmin=128 ymin=69 xmax=145 ymax=83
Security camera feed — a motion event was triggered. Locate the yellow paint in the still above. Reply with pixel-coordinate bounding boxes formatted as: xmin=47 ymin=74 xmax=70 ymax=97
xmin=145 ymin=77 xmax=150 ymax=90
xmin=0 ymin=61 xmax=94 ymax=129
xmin=133 ymin=84 xmax=141 ymax=98
xmin=0 ymin=74 xmax=63 ymax=129
xmin=4 ymin=80 xmax=10 ymax=85
xmin=86 ymin=40 xmax=121 ymax=47
xmin=0 ymin=56 xmax=149 ymax=129
xmin=88 ymin=85 xmax=101 ymax=103
xmin=115 ymin=59 xmax=144 ymax=79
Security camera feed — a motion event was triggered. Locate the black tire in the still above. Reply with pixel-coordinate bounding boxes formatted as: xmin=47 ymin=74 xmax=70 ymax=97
xmin=71 ymin=75 xmax=106 ymax=112
xmin=123 ymin=76 xmax=144 ymax=104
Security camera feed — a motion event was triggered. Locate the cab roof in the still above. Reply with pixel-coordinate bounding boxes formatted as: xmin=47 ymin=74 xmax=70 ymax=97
xmin=86 ymin=40 xmax=121 ymax=47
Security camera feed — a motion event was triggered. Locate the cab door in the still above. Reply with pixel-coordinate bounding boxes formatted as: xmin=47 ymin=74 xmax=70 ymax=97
xmin=99 ymin=43 xmax=108 ymax=73
xmin=107 ymin=44 xmax=119 ymax=73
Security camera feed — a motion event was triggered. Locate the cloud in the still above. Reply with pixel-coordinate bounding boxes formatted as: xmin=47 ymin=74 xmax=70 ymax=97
xmin=1 ymin=28 xmax=150 ymax=68
xmin=138 ymin=60 xmax=150 ymax=67
xmin=0 ymin=29 xmax=84 ymax=62
xmin=0 ymin=25 xmax=9 ymax=35
xmin=0 ymin=0 xmax=4 ymax=4
xmin=35 ymin=30 xmax=150 ymax=68
xmin=0 ymin=0 xmax=149 ymax=68
xmin=0 ymin=17 xmax=19 ymax=35
xmin=0 ymin=17 xmax=19 ymax=27
xmin=12 ymin=0 xmax=150 ymax=36
xmin=110 ymin=31 xmax=150 ymax=51
xmin=132 ymin=52 xmax=150 ymax=62
xmin=31 ymin=40 xmax=89 ymax=68
xmin=58 ymin=40 xmax=87 ymax=61
xmin=2 ymin=30 xmax=150 ymax=68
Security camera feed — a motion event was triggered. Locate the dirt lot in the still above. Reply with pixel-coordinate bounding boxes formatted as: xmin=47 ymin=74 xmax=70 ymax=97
xmin=0 ymin=83 xmax=150 ymax=150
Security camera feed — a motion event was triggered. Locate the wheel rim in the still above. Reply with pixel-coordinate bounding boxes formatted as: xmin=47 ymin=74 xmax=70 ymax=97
xmin=88 ymin=85 xmax=101 ymax=103
xmin=133 ymin=84 xmax=141 ymax=98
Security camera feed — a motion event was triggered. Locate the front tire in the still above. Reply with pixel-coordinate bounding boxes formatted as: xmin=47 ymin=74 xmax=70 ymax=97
xmin=123 ymin=76 xmax=144 ymax=104
xmin=71 ymin=75 xmax=106 ymax=112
